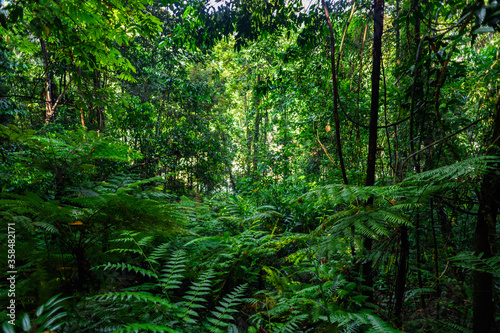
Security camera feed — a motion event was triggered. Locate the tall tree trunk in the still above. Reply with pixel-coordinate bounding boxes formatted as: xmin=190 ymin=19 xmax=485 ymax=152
xmin=394 ymin=224 xmax=408 ymax=327
xmin=252 ymin=107 xmax=260 ymax=176
xmin=409 ymin=0 xmax=422 ymax=174
xmin=252 ymin=74 xmax=262 ymax=179
xmin=40 ymin=38 xmax=55 ymax=124
xmin=245 ymin=93 xmax=252 ymax=176
xmin=363 ymin=0 xmax=384 ymax=303
xmin=321 ymin=0 xmax=348 ymax=185
xmin=394 ymin=0 xmax=422 ymax=324
xmin=473 ymin=89 xmax=500 ymax=333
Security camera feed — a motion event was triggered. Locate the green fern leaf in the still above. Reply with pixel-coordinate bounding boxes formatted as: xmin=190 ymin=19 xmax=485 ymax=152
xmin=160 ymin=249 xmax=188 ymax=291
xmin=111 ymin=323 xmax=180 ymax=333
xmin=206 ymin=284 xmax=248 ymax=332
xmin=177 ymin=269 xmax=215 ymax=323
xmin=94 ymin=262 xmax=157 ymax=278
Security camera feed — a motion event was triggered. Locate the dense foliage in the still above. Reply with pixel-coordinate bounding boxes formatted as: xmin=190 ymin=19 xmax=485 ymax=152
xmin=1 ymin=0 xmax=499 ymax=332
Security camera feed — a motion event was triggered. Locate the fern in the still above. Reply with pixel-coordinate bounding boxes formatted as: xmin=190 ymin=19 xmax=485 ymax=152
xmin=449 ymin=251 xmax=500 ymax=276
xmin=319 ymin=311 xmax=400 ymax=332
xmin=404 ymin=287 xmax=435 ymax=301
xmin=94 ymin=262 xmax=158 ymax=278
xmin=277 ymin=314 xmax=309 ymax=333
xmin=419 ymin=319 xmax=472 ymax=333
xmin=177 ymin=269 xmax=215 ymax=324
xmin=31 ymin=221 xmax=59 ymax=233
xmin=2 ymin=294 xmax=70 ymax=333
xmin=159 ymin=250 xmax=188 ymax=291
xmin=110 ymin=323 xmax=180 ymax=333
xmin=401 ymin=155 xmax=500 ymax=186
xmin=205 ymin=284 xmax=248 ymax=333
xmin=149 ymin=242 xmax=175 ymax=263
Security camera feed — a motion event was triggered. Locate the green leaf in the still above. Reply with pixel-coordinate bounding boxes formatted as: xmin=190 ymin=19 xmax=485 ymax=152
xmin=1 ymin=322 xmax=15 ymax=333
xmin=20 ymin=313 xmax=31 ymax=331
xmin=473 ymin=26 xmax=495 ymax=33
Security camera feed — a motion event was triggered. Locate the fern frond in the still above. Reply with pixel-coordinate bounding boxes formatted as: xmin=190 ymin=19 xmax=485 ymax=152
xmin=205 ymin=284 xmax=248 ymax=332
xmin=32 ymin=221 xmax=60 ymax=233
xmin=401 ymin=156 xmax=500 ymax=186
xmin=244 ymin=205 xmax=283 ymax=223
xmin=320 ymin=311 xmax=400 ymax=332
xmin=363 ymin=313 xmax=400 ymax=332
xmin=106 ymin=248 xmax=143 ymax=256
xmin=111 ymin=231 xmax=141 ymax=243
xmin=417 ymin=319 xmax=472 ymax=333
xmin=94 ymin=262 xmax=157 ymax=279
xmin=92 ymin=291 xmax=177 ymax=311
xmin=110 ymin=323 xmax=180 ymax=333
xmin=160 ymin=250 xmax=188 ymax=291
xmin=450 ymin=251 xmax=500 ymax=276
xmin=176 ymin=269 xmax=215 ymax=323
xmin=404 ymin=288 xmax=434 ymax=301
xmin=149 ymin=242 xmax=174 ymax=262
xmin=276 ymin=314 xmax=308 ymax=333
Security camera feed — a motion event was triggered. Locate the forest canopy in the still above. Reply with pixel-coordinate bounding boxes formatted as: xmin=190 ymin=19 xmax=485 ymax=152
xmin=0 ymin=0 xmax=499 ymax=332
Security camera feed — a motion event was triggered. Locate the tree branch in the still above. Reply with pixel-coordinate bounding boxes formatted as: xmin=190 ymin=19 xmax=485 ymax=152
xmin=400 ymin=117 xmax=486 ymax=179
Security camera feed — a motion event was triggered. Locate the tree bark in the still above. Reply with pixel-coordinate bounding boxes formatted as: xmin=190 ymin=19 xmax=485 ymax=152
xmin=40 ymin=38 xmax=54 ymax=123
xmin=245 ymin=93 xmax=252 ymax=176
xmin=473 ymin=89 xmax=500 ymax=333
xmin=395 ymin=0 xmax=421 ymax=324
xmin=252 ymin=74 xmax=262 ymax=179
xmin=363 ymin=0 xmax=384 ymax=304
xmin=394 ymin=224 xmax=408 ymax=327
xmin=321 ymin=0 xmax=348 ymax=185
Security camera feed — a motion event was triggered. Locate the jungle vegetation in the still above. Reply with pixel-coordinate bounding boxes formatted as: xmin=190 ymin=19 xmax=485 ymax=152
xmin=0 ymin=0 xmax=499 ymax=332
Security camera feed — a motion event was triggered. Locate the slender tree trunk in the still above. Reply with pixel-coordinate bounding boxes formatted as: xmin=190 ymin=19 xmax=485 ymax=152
xmin=395 ymin=0 xmax=400 ymax=64
xmin=473 ymin=90 xmax=500 ymax=333
xmin=394 ymin=0 xmax=422 ymax=324
xmin=245 ymin=93 xmax=252 ymax=176
xmin=355 ymin=22 xmax=368 ymax=143
xmin=409 ymin=0 xmax=422 ymax=174
xmin=40 ymin=38 xmax=55 ymax=123
xmin=321 ymin=0 xmax=348 ymax=185
xmin=76 ymin=68 xmax=86 ymax=127
xmin=252 ymin=108 xmax=260 ymax=176
xmin=363 ymin=0 xmax=384 ymax=304
xmin=394 ymin=224 xmax=408 ymax=327
xmin=252 ymin=74 xmax=262 ymax=179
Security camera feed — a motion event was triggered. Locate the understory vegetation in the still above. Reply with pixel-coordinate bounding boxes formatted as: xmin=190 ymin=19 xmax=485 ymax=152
xmin=0 ymin=0 xmax=499 ymax=332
